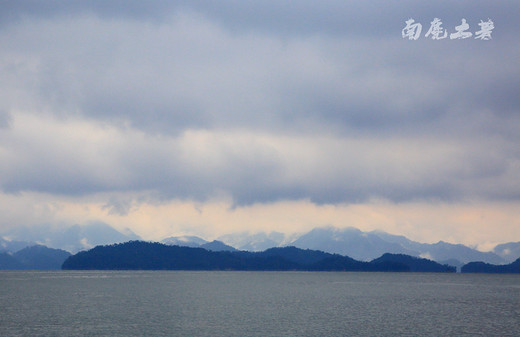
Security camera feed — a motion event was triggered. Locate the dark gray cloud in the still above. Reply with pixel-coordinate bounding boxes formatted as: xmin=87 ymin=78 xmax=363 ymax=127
xmin=2 ymin=16 xmax=517 ymax=136
xmin=3 ymin=1 xmax=519 ymax=38
xmin=0 ymin=1 xmax=519 ymax=206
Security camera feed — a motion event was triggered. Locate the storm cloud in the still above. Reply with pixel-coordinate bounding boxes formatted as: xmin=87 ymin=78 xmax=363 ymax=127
xmin=1 ymin=0 xmax=519 ymax=207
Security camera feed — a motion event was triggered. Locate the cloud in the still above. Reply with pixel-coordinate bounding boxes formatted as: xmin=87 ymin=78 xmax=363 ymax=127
xmin=1 ymin=8 xmax=517 ymax=135
xmin=102 ymin=196 xmax=136 ymax=216
xmin=0 ymin=109 xmax=11 ymax=128
xmin=1 ymin=113 xmax=519 ymax=206
xmin=0 ymin=1 xmax=519 ymax=213
xmin=4 ymin=1 xmax=519 ymax=38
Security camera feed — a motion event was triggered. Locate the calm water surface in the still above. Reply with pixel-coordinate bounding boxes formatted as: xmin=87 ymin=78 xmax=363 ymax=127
xmin=1 ymin=271 xmax=519 ymax=336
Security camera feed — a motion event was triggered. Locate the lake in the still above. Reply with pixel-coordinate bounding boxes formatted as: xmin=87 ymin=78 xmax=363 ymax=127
xmin=1 ymin=271 xmax=519 ymax=336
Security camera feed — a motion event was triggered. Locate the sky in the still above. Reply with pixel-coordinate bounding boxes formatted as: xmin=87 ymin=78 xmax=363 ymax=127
xmin=1 ymin=1 xmax=519 ymax=249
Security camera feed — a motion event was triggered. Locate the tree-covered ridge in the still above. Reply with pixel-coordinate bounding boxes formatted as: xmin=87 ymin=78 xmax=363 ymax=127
xmin=372 ymin=253 xmax=456 ymax=273
xmin=461 ymin=258 xmax=520 ymax=273
xmin=62 ymin=241 xmax=456 ymax=272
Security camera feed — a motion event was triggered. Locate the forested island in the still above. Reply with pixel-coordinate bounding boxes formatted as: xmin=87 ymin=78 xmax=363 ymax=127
xmin=62 ymin=241 xmax=456 ymax=272
xmin=461 ymin=258 xmax=520 ymax=273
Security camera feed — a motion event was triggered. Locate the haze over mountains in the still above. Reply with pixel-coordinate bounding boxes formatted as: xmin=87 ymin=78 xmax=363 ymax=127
xmin=163 ymin=227 xmax=510 ymax=267
xmin=0 ymin=223 xmax=139 ymax=270
xmin=2 ymin=224 xmax=520 ymax=270
xmin=1 ymin=222 xmax=140 ymax=253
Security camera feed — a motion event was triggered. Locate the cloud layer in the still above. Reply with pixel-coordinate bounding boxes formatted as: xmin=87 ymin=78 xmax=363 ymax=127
xmin=1 ymin=1 xmax=519 ymax=244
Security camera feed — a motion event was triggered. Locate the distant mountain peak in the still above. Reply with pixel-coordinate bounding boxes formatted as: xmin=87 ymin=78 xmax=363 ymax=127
xmin=0 ymin=245 xmax=71 ymax=270
xmin=161 ymin=236 xmax=208 ymax=248
xmin=288 ymin=226 xmax=505 ymax=265
xmin=0 ymin=222 xmax=141 ymax=253
xmin=493 ymin=241 xmax=520 ymax=263
xmin=217 ymin=231 xmax=287 ymax=251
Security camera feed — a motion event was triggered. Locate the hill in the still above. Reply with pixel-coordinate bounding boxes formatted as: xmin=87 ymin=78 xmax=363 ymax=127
xmin=62 ymin=241 xmax=455 ymax=272
xmin=0 ymin=245 xmax=71 ymax=270
xmin=62 ymin=241 xmax=299 ymax=271
xmin=461 ymin=258 xmax=520 ymax=273
xmin=371 ymin=253 xmax=456 ymax=273
xmin=0 ymin=252 xmax=25 ymax=269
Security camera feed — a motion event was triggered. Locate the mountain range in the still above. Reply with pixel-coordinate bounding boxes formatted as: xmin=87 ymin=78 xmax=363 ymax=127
xmin=162 ymin=227 xmax=511 ymax=268
xmin=2 ymin=224 xmax=520 ymax=270
xmin=1 ymin=222 xmax=140 ymax=253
